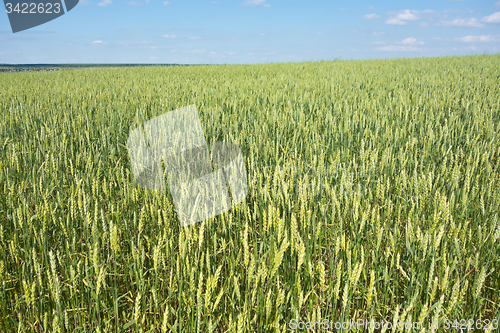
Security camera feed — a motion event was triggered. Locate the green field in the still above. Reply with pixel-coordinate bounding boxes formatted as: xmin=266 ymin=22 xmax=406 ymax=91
xmin=0 ymin=55 xmax=499 ymax=332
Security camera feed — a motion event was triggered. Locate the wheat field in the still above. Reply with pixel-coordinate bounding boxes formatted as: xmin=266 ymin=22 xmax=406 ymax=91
xmin=0 ymin=55 xmax=499 ymax=332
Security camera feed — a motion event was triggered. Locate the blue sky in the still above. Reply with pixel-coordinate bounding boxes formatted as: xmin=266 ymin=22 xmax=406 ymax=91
xmin=1 ymin=0 xmax=500 ymax=64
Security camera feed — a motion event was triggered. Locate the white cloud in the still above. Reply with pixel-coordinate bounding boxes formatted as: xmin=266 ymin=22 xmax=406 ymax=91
xmin=80 ymin=0 xmax=90 ymax=5
xmin=440 ymin=18 xmax=483 ymax=27
xmin=163 ymin=1 xmax=169 ymax=5
xmin=91 ymin=40 xmax=107 ymax=45
xmin=364 ymin=13 xmax=380 ymax=20
xmin=377 ymin=45 xmax=419 ymax=52
xmin=372 ymin=31 xmax=385 ymax=36
xmin=317 ymin=32 xmax=322 ymax=35
xmin=97 ymin=0 xmax=111 ymax=6
xmin=459 ymin=35 xmax=493 ymax=42
xmin=150 ymin=46 xmax=158 ymax=49
xmin=482 ymin=12 xmax=500 ymax=23
xmin=191 ymin=49 xmax=206 ymax=53
xmin=240 ymin=0 xmax=270 ymax=7
xmin=190 ymin=36 xmax=202 ymax=40
xmin=127 ymin=1 xmax=143 ymax=5
xmin=399 ymin=37 xmax=424 ymax=45
xmin=259 ymin=33 xmax=265 ymax=36
xmin=468 ymin=45 xmax=477 ymax=50
xmin=0 ymin=36 xmax=7 ymax=41
xmin=385 ymin=9 xmax=433 ymax=25
xmin=385 ymin=18 xmax=407 ymax=25
xmin=375 ymin=37 xmax=424 ymax=51
xmin=162 ymin=34 xmax=177 ymax=38
xmin=386 ymin=10 xmax=419 ymax=24
xmin=150 ymin=56 xmax=158 ymax=60
xmin=496 ymin=1 xmax=500 ymax=8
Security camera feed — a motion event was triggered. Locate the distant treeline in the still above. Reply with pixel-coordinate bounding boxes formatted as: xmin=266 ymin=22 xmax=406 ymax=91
xmin=0 ymin=63 xmax=195 ymax=72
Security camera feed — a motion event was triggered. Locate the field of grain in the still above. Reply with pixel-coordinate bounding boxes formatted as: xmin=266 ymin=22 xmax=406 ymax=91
xmin=0 ymin=55 xmax=499 ymax=332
